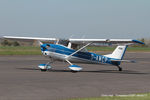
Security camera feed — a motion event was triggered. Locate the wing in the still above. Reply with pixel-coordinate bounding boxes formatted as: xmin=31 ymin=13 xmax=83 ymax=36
xmin=3 ymin=36 xmax=57 ymax=41
xmin=3 ymin=36 xmax=145 ymax=45
xmin=69 ymin=39 xmax=145 ymax=45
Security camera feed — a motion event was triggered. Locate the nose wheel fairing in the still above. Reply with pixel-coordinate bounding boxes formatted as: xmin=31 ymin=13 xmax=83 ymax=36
xmin=38 ymin=63 xmax=52 ymax=71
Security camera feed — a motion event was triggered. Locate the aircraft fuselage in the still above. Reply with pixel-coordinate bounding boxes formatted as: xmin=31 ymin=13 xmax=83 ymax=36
xmin=40 ymin=44 xmax=119 ymax=66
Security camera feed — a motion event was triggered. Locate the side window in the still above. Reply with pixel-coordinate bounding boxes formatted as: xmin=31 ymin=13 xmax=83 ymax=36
xmin=71 ymin=44 xmax=88 ymax=52
xmin=71 ymin=43 xmax=78 ymax=50
xmin=58 ymin=40 xmax=69 ymax=46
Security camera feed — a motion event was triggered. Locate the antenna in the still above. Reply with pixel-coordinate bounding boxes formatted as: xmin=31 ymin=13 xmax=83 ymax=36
xmin=69 ymin=35 xmax=74 ymax=39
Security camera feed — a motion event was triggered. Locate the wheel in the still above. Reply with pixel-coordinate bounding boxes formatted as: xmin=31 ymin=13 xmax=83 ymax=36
xmin=71 ymin=70 xmax=78 ymax=73
xmin=118 ymin=67 xmax=122 ymax=71
xmin=41 ymin=69 xmax=47 ymax=72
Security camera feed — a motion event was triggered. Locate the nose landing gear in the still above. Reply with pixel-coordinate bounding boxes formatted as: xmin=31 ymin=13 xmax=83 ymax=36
xmin=38 ymin=62 xmax=52 ymax=72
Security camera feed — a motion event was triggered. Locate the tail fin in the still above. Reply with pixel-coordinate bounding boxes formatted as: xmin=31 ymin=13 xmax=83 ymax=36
xmin=104 ymin=45 xmax=128 ymax=60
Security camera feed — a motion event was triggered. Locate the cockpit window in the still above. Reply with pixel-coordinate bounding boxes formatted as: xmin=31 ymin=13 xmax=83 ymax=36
xmin=71 ymin=43 xmax=88 ymax=52
xmin=58 ymin=39 xmax=69 ymax=46
xmin=57 ymin=39 xmax=88 ymax=52
xmin=71 ymin=43 xmax=78 ymax=50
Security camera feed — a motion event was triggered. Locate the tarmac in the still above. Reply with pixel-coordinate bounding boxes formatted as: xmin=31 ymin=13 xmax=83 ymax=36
xmin=0 ymin=52 xmax=150 ymax=100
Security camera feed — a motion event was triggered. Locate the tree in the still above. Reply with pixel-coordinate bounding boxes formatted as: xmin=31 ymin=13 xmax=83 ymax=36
xmin=1 ymin=40 xmax=20 ymax=46
xmin=12 ymin=41 xmax=20 ymax=46
xmin=1 ymin=40 xmax=12 ymax=46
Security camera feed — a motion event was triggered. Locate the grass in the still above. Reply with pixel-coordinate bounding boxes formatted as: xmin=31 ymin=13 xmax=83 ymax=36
xmin=0 ymin=46 xmax=150 ymax=55
xmin=68 ymin=93 xmax=150 ymax=100
xmin=0 ymin=46 xmax=41 ymax=55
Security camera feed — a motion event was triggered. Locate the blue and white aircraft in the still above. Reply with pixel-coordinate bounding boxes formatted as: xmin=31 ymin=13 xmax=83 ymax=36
xmin=3 ymin=36 xmax=144 ymax=72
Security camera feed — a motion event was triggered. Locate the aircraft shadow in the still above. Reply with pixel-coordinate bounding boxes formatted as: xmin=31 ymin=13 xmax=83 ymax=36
xmin=17 ymin=68 xmax=149 ymax=75
xmin=81 ymin=70 xmax=149 ymax=75
xmin=52 ymin=69 xmax=149 ymax=75
xmin=17 ymin=68 xmax=39 ymax=70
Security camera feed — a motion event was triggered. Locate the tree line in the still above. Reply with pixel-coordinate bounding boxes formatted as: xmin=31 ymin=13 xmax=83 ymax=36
xmin=1 ymin=40 xmax=20 ymax=46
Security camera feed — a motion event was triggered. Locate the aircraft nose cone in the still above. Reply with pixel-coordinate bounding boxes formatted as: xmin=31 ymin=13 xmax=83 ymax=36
xmin=43 ymin=51 xmax=48 ymax=55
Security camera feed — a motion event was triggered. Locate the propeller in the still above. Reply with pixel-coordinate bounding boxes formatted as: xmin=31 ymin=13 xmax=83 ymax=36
xmin=37 ymin=40 xmax=43 ymax=46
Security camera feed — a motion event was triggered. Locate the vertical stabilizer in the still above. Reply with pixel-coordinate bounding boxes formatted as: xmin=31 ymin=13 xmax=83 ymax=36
xmin=104 ymin=45 xmax=128 ymax=60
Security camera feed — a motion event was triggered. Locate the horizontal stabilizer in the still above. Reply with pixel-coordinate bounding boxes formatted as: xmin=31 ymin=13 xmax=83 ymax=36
xmin=111 ymin=60 xmax=136 ymax=63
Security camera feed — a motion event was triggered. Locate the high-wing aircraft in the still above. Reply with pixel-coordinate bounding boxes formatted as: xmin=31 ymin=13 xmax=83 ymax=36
xmin=3 ymin=36 xmax=145 ymax=72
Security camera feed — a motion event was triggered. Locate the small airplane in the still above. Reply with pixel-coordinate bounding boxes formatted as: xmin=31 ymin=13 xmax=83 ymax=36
xmin=3 ymin=36 xmax=145 ymax=72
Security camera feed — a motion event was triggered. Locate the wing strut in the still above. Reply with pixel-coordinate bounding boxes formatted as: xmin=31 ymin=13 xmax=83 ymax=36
xmin=66 ymin=42 xmax=92 ymax=60
xmin=66 ymin=59 xmax=73 ymax=65
xmin=65 ymin=43 xmax=92 ymax=72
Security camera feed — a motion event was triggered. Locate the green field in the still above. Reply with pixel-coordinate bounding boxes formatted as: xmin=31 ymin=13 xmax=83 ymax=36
xmin=0 ymin=46 xmax=150 ymax=55
xmin=0 ymin=46 xmax=41 ymax=55
xmin=68 ymin=93 xmax=150 ymax=100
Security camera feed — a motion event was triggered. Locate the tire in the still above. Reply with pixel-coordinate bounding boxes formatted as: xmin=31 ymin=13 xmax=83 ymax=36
xmin=41 ymin=69 xmax=47 ymax=72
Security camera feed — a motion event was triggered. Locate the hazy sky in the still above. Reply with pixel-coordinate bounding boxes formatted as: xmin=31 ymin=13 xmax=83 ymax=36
xmin=0 ymin=0 xmax=150 ymax=39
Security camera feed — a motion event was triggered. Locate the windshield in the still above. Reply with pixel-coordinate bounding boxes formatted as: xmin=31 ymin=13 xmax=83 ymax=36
xmin=58 ymin=39 xmax=69 ymax=46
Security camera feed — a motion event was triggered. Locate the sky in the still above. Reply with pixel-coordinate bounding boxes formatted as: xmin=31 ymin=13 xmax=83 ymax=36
xmin=0 ymin=0 xmax=150 ymax=39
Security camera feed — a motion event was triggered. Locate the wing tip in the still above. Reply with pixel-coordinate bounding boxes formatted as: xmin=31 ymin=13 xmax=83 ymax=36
xmin=132 ymin=40 xmax=145 ymax=45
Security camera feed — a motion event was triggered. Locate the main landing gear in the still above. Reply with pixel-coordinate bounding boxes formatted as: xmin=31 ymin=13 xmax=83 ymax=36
xmin=66 ymin=60 xmax=82 ymax=72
